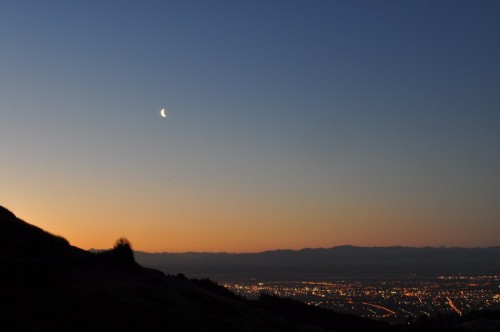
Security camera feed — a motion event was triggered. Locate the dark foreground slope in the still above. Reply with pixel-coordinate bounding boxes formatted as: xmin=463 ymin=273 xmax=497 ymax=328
xmin=0 ymin=206 xmax=85 ymax=259
xmin=1 ymin=206 xmax=499 ymax=332
xmin=0 ymin=206 xmax=386 ymax=332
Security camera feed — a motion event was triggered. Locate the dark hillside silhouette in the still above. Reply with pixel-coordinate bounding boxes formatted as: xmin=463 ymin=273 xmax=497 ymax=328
xmin=0 ymin=206 xmax=86 ymax=259
xmin=1 ymin=205 xmax=499 ymax=332
xmin=0 ymin=205 xmax=325 ymax=331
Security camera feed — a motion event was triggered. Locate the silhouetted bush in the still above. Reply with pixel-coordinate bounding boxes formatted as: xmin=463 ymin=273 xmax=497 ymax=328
xmin=114 ymin=237 xmax=132 ymax=250
xmin=110 ymin=237 xmax=135 ymax=265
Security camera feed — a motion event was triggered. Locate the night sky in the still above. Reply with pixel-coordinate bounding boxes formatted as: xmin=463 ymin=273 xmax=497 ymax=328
xmin=1 ymin=1 xmax=499 ymax=252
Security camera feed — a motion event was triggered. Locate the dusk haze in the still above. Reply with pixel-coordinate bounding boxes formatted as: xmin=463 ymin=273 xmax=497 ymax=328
xmin=2 ymin=1 xmax=499 ymax=253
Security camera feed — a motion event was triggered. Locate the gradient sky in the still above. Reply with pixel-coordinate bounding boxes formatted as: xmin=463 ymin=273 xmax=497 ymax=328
xmin=1 ymin=1 xmax=499 ymax=252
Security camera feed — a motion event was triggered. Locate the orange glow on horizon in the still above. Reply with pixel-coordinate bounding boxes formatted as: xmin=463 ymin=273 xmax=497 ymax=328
xmin=4 ymin=199 xmax=499 ymax=253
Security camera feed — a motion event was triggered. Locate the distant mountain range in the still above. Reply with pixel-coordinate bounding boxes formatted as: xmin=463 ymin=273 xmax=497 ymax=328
xmin=135 ymin=246 xmax=500 ymax=277
xmin=2 ymin=205 xmax=499 ymax=332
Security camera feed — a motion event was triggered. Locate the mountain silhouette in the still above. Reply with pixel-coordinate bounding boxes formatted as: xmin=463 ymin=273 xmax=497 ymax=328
xmin=135 ymin=245 xmax=500 ymax=276
xmin=1 ymin=205 xmax=498 ymax=332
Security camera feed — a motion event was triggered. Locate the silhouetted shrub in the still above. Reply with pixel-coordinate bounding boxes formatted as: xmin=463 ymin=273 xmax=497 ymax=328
xmin=111 ymin=237 xmax=135 ymax=264
xmin=114 ymin=237 xmax=132 ymax=250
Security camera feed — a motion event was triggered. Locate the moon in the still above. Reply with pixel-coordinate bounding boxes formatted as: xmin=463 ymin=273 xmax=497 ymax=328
xmin=160 ymin=108 xmax=167 ymax=118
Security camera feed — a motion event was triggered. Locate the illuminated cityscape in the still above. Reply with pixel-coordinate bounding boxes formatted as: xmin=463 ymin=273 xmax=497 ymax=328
xmin=223 ymin=275 xmax=500 ymax=324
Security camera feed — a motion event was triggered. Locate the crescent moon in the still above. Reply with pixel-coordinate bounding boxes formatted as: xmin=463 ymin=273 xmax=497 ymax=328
xmin=160 ymin=108 xmax=167 ymax=118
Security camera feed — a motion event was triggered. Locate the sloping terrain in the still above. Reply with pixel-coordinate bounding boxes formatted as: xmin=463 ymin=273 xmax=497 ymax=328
xmin=0 ymin=206 xmax=372 ymax=331
xmin=1 ymin=206 xmax=498 ymax=332
xmin=0 ymin=206 xmax=85 ymax=259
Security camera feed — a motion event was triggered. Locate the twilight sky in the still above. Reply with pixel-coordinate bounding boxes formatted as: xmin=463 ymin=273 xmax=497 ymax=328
xmin=1 ymin=1 xmax=499 ymax=252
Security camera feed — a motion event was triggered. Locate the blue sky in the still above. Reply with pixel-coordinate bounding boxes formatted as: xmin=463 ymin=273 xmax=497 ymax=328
xmin=1 ymin=1 xmax=499 ymax=251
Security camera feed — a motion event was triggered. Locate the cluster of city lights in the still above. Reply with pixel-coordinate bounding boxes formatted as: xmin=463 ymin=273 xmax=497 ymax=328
xmin=224 ymin=275 xmax=500 ymax=323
